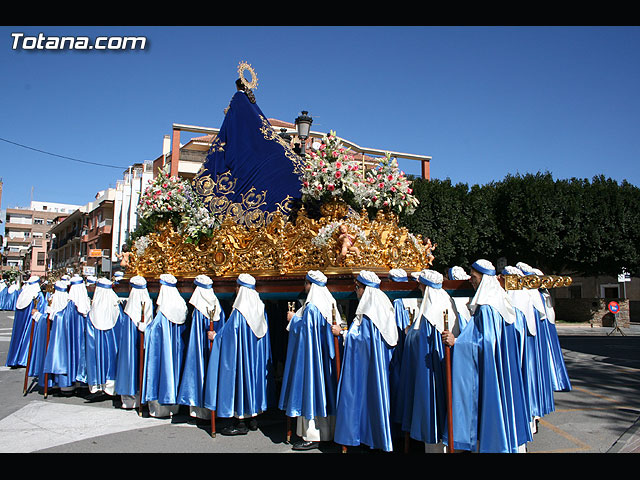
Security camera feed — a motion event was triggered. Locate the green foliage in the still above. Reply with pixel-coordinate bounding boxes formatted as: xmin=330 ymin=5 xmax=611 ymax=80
xmin=401 ymin=172 xmax=640 ymax=277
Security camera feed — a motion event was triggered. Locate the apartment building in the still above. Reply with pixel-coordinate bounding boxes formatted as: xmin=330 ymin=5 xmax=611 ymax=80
xmin=3 ymin=201 xmax=80 ymax=277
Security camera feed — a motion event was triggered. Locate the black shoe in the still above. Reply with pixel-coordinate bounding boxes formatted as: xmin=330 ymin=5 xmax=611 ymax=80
xmin=84 ymin=392 xmax=109 ymax=403
xmin=247 ymin=417 xmax=258 ymax=431
xmin=292 ymin=440 xmax=320 ymax=451
xmin=220 ymin=422 xmax=249 ymax=436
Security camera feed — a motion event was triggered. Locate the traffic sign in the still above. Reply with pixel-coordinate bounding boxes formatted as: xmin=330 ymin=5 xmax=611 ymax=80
xmin=608 ymin=301 xmax=620 ymax=314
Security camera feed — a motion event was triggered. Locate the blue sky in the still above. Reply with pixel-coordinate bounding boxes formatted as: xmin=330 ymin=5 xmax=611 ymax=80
xmin=1 ymin=26 xmax=639 ymax=234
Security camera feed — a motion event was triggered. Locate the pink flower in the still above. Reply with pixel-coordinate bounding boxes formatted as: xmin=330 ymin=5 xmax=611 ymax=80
xmin=335 ymin=171 xmax=342 ymax=179
xmin=378 ymin=183 xmax=385 ymax=189
xmin=388 ymin=175 xmax=394 ymax=181
xmin=390 ymin=186 xmax=396 ymax=192
xmin=303 ymin=181 xmax=309 ymax=187
xmin=327 ymin=184 xmax=335 ymax=191
xmin=336 ymin=161 xmax=342 ymax=169
xmin=407 ymin=188 xmax=413 ymax=194
xmin=317 ymin=185 xmax=323 ymax=190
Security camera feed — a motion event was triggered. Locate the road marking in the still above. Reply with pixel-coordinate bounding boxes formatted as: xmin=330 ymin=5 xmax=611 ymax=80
xmin=0 ymin=400 xmax=178 ymax=452
xmin=535 ymin=417 xmax=591 ymax=453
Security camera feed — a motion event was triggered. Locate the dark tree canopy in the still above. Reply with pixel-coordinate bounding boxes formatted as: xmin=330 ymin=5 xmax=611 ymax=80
xmin=400 ymin=172 xmax=640 ymax=277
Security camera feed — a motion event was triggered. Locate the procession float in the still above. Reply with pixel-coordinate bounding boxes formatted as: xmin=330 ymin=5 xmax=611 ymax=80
xmin=122 ymin=62 xmax=571 ymax=301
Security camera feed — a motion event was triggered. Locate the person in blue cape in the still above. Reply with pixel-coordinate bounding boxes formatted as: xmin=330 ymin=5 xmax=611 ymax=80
xmin=396 ymin=269 xmax=462 ymax=452
xmin=115 ymin=275 xmax=154 ymax=410
xmin=279 ymin=270 xmax=340 ymax=451
xmin=84 ymin=278 xmax=124 ymax=401
xmin=177 ymin=274 xmax=227 ymax=421
xmin=501 ymin=266 xmax=544 ymax=436
xmin=532 ymin=267 xmax=572 ymax=393
xmin=38 ymin=279 xmax=74 ymax=393
xmin=66 ymin=275 xmax=91 ymax=391
xmin=141 ymin=273 xmax=188 ymax=418
xmin=0 ymin=280 xmax=7 ymax=310
xmin=387 ymin=268 xmax=419 ymax=439
xmin=2 ymin=281 xmax=19 ymax=311
xmin=441 ymin=259 xmax=530 ymax=453
xmin=6 ymin=276 xmax=46 ymax=368
xmin=332 ymin=270 xmax=398 ymax=452
xmin=191 ymin=76 xmax=304 ymax=229
xmin=85 ymin=276 xmax=97 ymax=299
xmin=516 ymin=262 xmax=559 ymax=419
xmin=204 ymin=273 xmax=275 ymax=436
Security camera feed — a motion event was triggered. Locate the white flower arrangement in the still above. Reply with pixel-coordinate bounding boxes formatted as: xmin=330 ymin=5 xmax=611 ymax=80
xmin=299 ymin=131 xmax=367 ymax=203
xmin=137 ymin=169 xmax=219 ymax=243
xmin=362 ymin=153 xmax=419 ymax=215
xmin=298 ymin=132 xmax=419 ymax=216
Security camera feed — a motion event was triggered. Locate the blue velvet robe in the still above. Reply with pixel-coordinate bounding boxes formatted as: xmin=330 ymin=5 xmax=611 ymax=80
xmin=278 ymin=303 xmax=338 ymax=420
xmin=203 ymin=309 xmax=275 ymax=418
xmin=334 ymin=315 xmax=395 ymax=452
xmin=6 ymin=291 xmax=46 ymax=367
xmin=177 ymin=307 xmax=227 ymax=410
xmin=141 ymin=312 xmax=188 ymax=406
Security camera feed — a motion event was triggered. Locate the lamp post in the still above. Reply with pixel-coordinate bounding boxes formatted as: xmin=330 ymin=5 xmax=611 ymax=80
xmin=295 ymin=110 xmax=313 ymax=156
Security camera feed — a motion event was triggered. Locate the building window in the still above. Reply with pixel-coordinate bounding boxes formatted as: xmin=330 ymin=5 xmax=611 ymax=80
xmin=37 ymin=252 xmax=45 ymax=266
xmin=569 ymin=285 xmax=582 ymax=299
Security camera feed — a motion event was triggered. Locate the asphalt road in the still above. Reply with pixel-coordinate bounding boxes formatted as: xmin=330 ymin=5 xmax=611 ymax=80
xmin=1 ymin=309 xmax=639 ymax=454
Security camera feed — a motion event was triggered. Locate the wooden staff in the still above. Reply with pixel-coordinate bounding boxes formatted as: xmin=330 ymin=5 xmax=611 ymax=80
xmin=23 ymin=296 xmax=39 ymax=395
xmin=43 ymin=308 xmax=52 ymax=399
xmin=443 ymin=309 xmax=455 ymax=453
xmin=332 ymin=304 xmax=342 ymax=381
xmin=285 ymin=301 xmax=296 ymax=444
xmin=137 ymin=301 xmax=146 ymax=417
xmin=207 ymin=304 xmax=218 ymax=438
xmin=404 ymin=308 xmax=414 ymax=454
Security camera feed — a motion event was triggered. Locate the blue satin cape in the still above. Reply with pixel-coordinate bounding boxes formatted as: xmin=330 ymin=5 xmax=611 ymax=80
xmin=203 ymin=309 xmax=275 ymax=418
xmin=115 ymin=312 xmax=146 ymax=397
xmin=141 ymin=312 xmax=188 ymax=406
xmin=6 ymin=292 xmax=46 ymax=367
xmin=1 ymin=289 xmax=18 ymax=310
xmin=395 ymin=317 xmax=447 ymax=445
xmin=42 ymin=302 xmax=84 ymax=389
xmin=177 ymin=308 xmax=227 ymax=409
xmin=84 ymin=305 xmax=124 ymax=391
xmin=334 ymin=315 xmax=395 ymax=452
xmin=389 ymin=299 xmax=411 ymax=430
xmin=447 ymin=304 xmax=528 ymax=453
xmin=278 ymin=303 xmax=338 ymax=420
xmin=532 ymin=309 xmax=556 ymax=416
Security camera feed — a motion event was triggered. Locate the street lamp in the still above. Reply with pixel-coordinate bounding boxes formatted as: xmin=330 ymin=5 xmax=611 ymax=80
xmin=295 ymin=110 xmax=313 ymax=156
